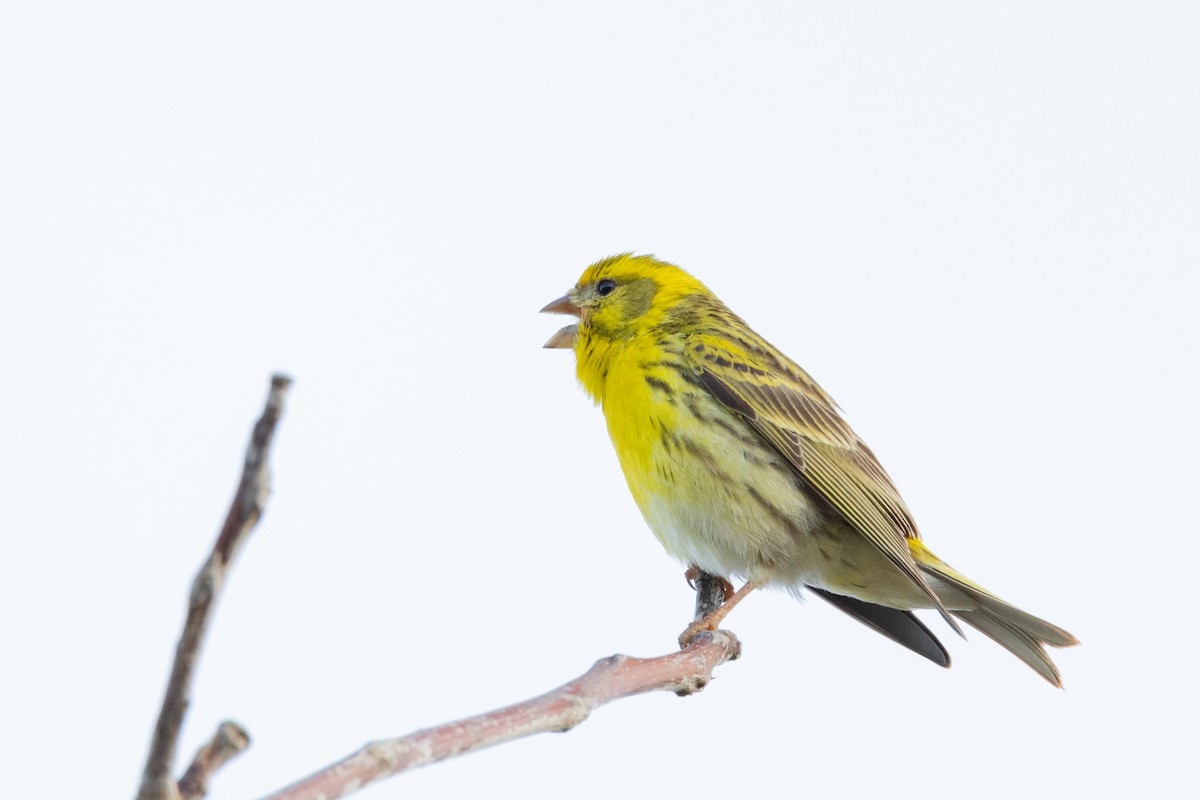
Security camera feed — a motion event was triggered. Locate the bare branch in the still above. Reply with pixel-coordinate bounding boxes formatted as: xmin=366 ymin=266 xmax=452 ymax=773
xmin=259 ymin=630 xmax=741 ymax=800
xmin=178 ymin=721 xmax=252 ymax=800
xmin=136 ymin=374 xmax=292 ymax=800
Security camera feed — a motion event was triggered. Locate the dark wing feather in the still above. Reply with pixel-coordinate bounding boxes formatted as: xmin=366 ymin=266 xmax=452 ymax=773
xmin=686 ymin=331 xmax=961 ymax=634
xmin=809 ymin=586 xmax=950 ymax=667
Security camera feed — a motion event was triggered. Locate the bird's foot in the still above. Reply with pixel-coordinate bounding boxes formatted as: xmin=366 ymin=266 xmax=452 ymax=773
xmin=678 ymin=580 xmax=757 ymax=649
xmin=683 ymin=566 xmax=735 ymax=601
xmin=678 ymin=616 xmax=718 ymax=648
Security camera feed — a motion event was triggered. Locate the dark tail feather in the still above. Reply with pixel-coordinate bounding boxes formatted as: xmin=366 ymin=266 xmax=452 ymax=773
xmin=809 ymin=586 xmax=950 ymax=667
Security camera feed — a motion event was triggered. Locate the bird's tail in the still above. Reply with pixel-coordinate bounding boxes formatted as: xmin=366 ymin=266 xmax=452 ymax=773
xmin=908 ymin=540 xmax=1079 ymax=687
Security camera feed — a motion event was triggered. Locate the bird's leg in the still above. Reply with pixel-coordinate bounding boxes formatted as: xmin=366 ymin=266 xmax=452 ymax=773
xmin=684 ymin=566 xmax=735 ymax=601
xmin=678 ymin=580 xmax=756 ymax=648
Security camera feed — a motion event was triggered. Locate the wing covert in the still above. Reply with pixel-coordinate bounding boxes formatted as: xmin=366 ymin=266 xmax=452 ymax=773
xmin=685 ymin=332 xmax=960 ymax=633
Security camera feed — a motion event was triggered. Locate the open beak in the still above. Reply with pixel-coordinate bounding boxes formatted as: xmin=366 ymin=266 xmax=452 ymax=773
xmin=540 ymin=295 xmax=581 ymax=316
xmin=541 ymin=294 xmax=581 ymax=349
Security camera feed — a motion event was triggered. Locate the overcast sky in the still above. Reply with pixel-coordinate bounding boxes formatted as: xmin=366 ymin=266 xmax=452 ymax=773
xmin=3 ymin=2 xmax=1197 ymax=798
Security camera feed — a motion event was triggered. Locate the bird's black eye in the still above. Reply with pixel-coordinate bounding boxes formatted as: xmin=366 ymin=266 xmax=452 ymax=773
xmin=597 ymin=278 xmax=617 ymax=297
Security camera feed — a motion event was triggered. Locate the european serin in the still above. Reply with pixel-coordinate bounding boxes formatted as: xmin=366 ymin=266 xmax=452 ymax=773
xmin=543 ymin=253 xmax=1077 ymax=686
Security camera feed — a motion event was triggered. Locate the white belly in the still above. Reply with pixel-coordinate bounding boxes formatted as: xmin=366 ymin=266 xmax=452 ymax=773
xmin=637 ymin=478 xmax=932 ymax=609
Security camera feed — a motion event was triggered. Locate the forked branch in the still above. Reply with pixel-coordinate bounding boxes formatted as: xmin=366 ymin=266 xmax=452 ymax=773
xmin=134 ymin=374 xmax=740 ymax=800
xmin=135 ymin=374 xmax=292 ymax=800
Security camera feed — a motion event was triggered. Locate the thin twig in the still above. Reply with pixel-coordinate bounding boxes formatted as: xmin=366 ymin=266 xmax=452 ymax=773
xmin=259 ymin=630 xmax=742 ymax=800
xmin=136 ymin=374 xmax=292 ymax=800
xmin=692 ymin=570 xmax=728 ymax=621
xmin=178 ymin=721 xmax=252 ymax=800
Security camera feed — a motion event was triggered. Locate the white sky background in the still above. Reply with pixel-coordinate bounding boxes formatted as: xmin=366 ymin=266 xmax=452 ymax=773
xmin=2 ymin=2 xmax=1197 ymax=797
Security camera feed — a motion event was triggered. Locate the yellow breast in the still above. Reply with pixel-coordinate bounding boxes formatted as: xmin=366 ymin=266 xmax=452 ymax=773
xmin=591 ymin=338 xmax=813 ymax=583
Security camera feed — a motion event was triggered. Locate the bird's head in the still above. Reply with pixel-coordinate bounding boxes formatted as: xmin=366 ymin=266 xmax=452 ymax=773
xmin=541 ymin=253 xmax=710 ymax=349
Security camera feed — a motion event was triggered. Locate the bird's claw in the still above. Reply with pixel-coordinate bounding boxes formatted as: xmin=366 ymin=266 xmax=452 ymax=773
xmin=678 ymin=618 xmax=717 ymax=649
xmin=683 ymin=567 xmax=736 ymax=601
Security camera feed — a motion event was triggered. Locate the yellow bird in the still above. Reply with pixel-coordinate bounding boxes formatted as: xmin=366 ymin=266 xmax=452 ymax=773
xmin=543 ymin=253 xmax=1078 ymax=686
